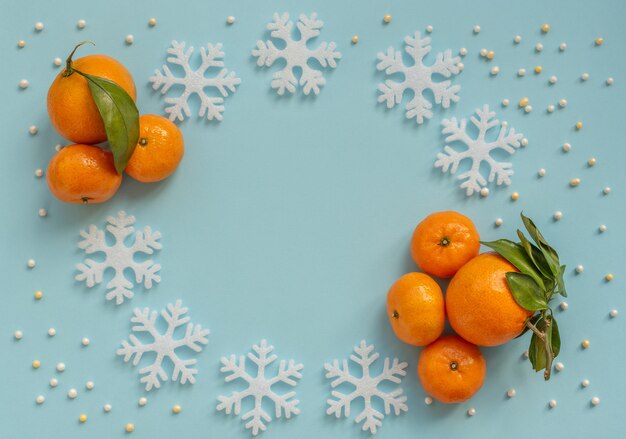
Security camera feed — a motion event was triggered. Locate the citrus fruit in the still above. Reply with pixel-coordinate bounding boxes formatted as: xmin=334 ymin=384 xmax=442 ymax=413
xmin=47 ymin=54 xmax=137 ymax=144
xmin=417 ymin=335 xmax=486 ymax=404
xmin=386 ymin=272 xmax=445 ymax=346
xmin=46 ymin=144 xmax=122 ymax=204
xmin=125 ymin=114 xmax=185 ymax=182
xmin=410 ymin=211 xmax=480 ymax=278
xmin=446 ymin=252 xmax=533 ymax=346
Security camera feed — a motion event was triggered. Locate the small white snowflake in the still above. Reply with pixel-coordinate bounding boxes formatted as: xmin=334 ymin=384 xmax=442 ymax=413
xmin=75 ymin=211 xmax=161 ymax=305
xmin=252 ymin=12 xmax=341 ymax=95
xmin=117 ymin=300 xmax=209 ymax=391
xmin=325 ymin=340 xmax=408 ymax=434
xmin=435 ymin=104 xmax=524 ymax=196
xmin=377 ymin=31 xmax=462 ymax=124
xmin=149 ymin=40 xmax=241 ymax=122
xmin=217 ymin=340 xmax=303 ymax=436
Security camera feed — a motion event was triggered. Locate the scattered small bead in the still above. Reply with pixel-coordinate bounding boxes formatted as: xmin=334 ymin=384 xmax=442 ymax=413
xmin=591 ymin=397 xmax=600 ymax=406
xmin=501 ymin=121 xmax=509 ymax=128
xmin=538 ymin=168 xmax=546 ymax=177
xmin=467 ymin=408 xmax=476 ymax=416
xmin=32 ymin=360 xmax=41 ymax=369
xmin=38 ymin=208 xmax=47 ymax=217
xmin=486 ymin=50 xmax=495 ymax=60
xmin=18 ymin=40 xmax=26 ymax=48
xmin=534 ymin=65 xmax=542 ymax=74
xmin=29 ymin=125 xmax=39 ymax=136
xmin=226 ymin=16 xmax=235 ymax=25
xmin=549 ymin=75 xmax=557 ymax=84
xmin=559 ymin=98 xmax=568 ymax=108
xmin=479 ymin=48 xmax=488 ymax=57
xmin=519 ymin=97 xmax=529 ymax=107
xmin=125 ymin=423 xmax=135 ymax=433
xmin=553 ymin=211 xmax=563 ymax=221
xmin=581 ymin=73 xmax=589 ymax=81
xmin=595 ymin=37 xmax=604 ymax=46
xmin=570 ymin=178 xmax=581 ymax=187
xmin=581 ymin=379 xmax=590 ymax=387
xmin=35 ymin=168 xmax=44 ymax=177
xmin=459 ymin=47 xmax=467 ymax=56
xmin=473 ymin=25 xmax=481 ymax=34
xmin=77 ymin=19 xmax=86 ymax=29
xmin=599 ymin=224 xmax=607 ymax=233
xmin=55 ymin=144 xmax=62 ymax=151
xmin=104 ymin=404 xmax=112 ymax=412
xmin=523 ymin=350 xmax=529 ymax=358
xmin=610 ymin=309 xmax=618 ymax=318
xmin=172 ymin=404 xmax=182 ymax=414
xmin=603 ymin=186 xmax=611 ymax=195
xmin=541 ymin=23 xmax=551 ymax=33
xmin=82 ymin=337 xmax=90 ymax=346
xmin=79 ymin=414 xmax=88 ymax=423
xmin=521 ymin=138 xmax=528 ymax=147
xmin=68 ymin=388 xmax=77 ymax=399
xmin=14 ymin=330 xmax=23 ymax=340
xmin=575 ymin=265 xmax=584 ymax=274
xmin=35 ymin=22 xmax=44 ymax=31
xmin=56 ymin=362 xmax=65 ymax=372
xmin=27 ymin=259 xmax=36 ymax=269
xmin=125 ymin=34 xmax=134 ymax=45
xmin=34 ymin=290 xmax=43 ymax=300
xmin=575 ymin=121 xmax=583 ymax=130
xmin=514 ymin=35 xmax=522 ymax=44
xmin=457 ymin=63 xmax=464 ymax=72
xmin=351 ymin=35 xmax=359 ymax=44
xmin=495 ymin=218 xmax=503 ymax=227
xmin=606 ymin=77 xmax=614 ymax=86
xmin=547 ymin=104 xmax=555 ymax=113
xmin=559 ymin=42 xmax=567 ymax=51
xmin=518 ymin=68 xmax=526 ymax=77
xmin=36 ymin=395 xmax=45 ymax=405
xmin=524 ymin=105 xmax=532 ymax=113
xmin=19 ymin=79 xmax=29 ymax=89
xmin=148 ymin=18 xmax=157 ymax=27
xmin=507 ymin=388 xmax=517 ymax=398
xmin=479 ymin=187 xmax=490 ymax=197
xmin=587 ymin=157 xmax=597 ymax=167
xmin=605 ymin=273 xmax=614 ymax=282
xmin=47 ymin=328 xmax=56 ymax=337
xmin=383 ymin=14 xmax=392 ymax=24
xmin=138 ymin=397 xmax=147 ymax=407
xmin=511 ymin=192 xmax=520 ymax=201
xmin=559 ymin=302 xmax=569 ymax=310
xmin=53 ymin=57 xmax=62 ymax=67
xmin=426 ymin=25 xmax=433 ymax=33
xmin=549 ymin=400 xmax=557 ymax=408
xmin=535 ymin=43 xmax=543 ymax=52
xmin=562 ymin=143 xmax=572 ymax=152
xmin=50 ymin=378 xmax=58 ymax=387
xmin=581 ymin=340 xmax=590 ymax=349
xmin=502 ymin=98 xmax=510 ymax=107
xmin=424 ymin=396 xmax=433 ymax=405
xmin=490 ymin=66 xmax=500 ymax=76
xmin=85 ymin=381 xmax=94 ymax=390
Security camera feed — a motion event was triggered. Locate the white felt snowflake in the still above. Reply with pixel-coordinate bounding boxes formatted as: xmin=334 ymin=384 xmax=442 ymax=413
xmin=149 ymin=40 xmax=241 ymax=122
xmin=75 ymin=211 xmax=161 ymax=305
xmin=217 ymin=340 xmax=303 ymax=436
xmin=117 ymin=300 xmax=209 ymax=391
xmin=252 ymin=12 xmax=341 ymax=95
xmin=376 ymin=31 xmax=462 ymax=124
xmin=325 ymin=340 xmax=408 ymax=434
xmin=435 ymin=104 xmax=524 ymax=196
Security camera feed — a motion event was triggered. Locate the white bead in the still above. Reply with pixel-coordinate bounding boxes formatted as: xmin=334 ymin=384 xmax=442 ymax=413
xmin=538 ymin=168 xmax=546 ymax=177
xmin=138 ymin=397 xmax=147 ymax=407
xmin=29 ymin=125 xmax=38 ymax=135
xmin=467 ymin=408 xmax=476 ymax=416
xmin=473 ymin=25 xmax=481 ymax=34
xmin=502 ymin=98 xmax=510 ymax=107
xmin=606 ymin=77 xmax=614 ymax=86
xmin=36 ymin=395 xmax=45 ymax=404
xmin=553 ymin=211 xmax=563 ymax=221
xmin=549 ymin=75 xmax=558 ymax=84
xmin=27 ymin=259 xmax=36 ymax=268
xmin=459 ymin=47 xmax=467 ymax=56
xmin=599 ymin=224 xmax=607 ymax=233
xmin=19 ymin=79 xmax=29 ymax=89
xmin=226 ymin=16 xmax=235 ymax=25
xmin=49 ymin=378 xmax=58 ymax=387
xmin=53 ymin=57 xmax=62 ymax=67
xmin=570 ymin=178 xmax=581 ymax=187
xmin=521 ymin=138 xmax=528 ymax=147
xmin=535 ymin=43 xmax=543 ymax=52
xmin=559 ymin=42 xmax=567 ymax=51
xmin=480 ymin=48 xmax=487 ymax=57
xmin=424 ymin=396 xmax=433 ymax=405
xmin=125 ymin=34 xmax=134 ymax=45
xmin=82 ymin=337 xmax=90 ymax=346
xmin=426 ymin=25 xmax=433 ymax=33
xmin=103 ymin=404 xmax=112 ymax=412
xmin=559 ymin=98 xmax=568 ymax=108
xmin=457 ymin=62 xmax=464 ymax=72
xmin=507 ymin=388 xmax=516 ymax=398
xmin=495 ymin=218 xmax=503 ymax=227
xmin=562 ymin=143 xmax=571 ymax=152
xmin=34 ymin=22 xmax=44 ymax=31
xmin=610 ymin=309 xmax=619 ymax=318
xmin=17 ymin=40 xmax=26 ymax=48
xmin=514 ymin=35 xmax=522 ymax=44
xmin=55 ymin=144 xmax=62 ymax=152
xmin=518 ymin=68 xmax=526 ymax=77
xmin=547 ymin=104 xmax=555 ymax=113
xmin=490 ymin=66 xmax=500 ymax=75
xmin=77 ymin=19 xmax=86 ymax=29
xmin=581 ymin=379 xmax=590 ymax=387
xmin=148 ymin=18 xmax=157 ymax=27
xmin=68 ymin=388 xmax=77 ymax=399
xmin=85 ymin=381 xmax=94 ymax=390
xmin=35 ymin=168 xmax=44 ymax=177
xmin=555 ymin=362 xmax=564 ymax=371
xmin=591 ymin=397 xmax=600 ymax=406
xmin=603 ymin=186 xmax=611 ymax=195
xmin=588 ymin=157 xmax=597 ymax=167
xmin=575 ymin=265 xmax=584 ymax=273
xmin=549 ymin=399 xmax=557 ymax=408
xmin=581 ymin=73 xmax=589 ymax=81
xmin=523 ymin=350 xmax=529 ymax=358
xmin=47 ymin=328 xmax=56 ymax=337
xmin=38 ymin=208 xmax=47 ymax=217
xmin=480 ymin=187 xmax=490 ymax=197
xmin=56 ymin=362 xmax=65 ymax=372
xmin=524 ymin=105 xmax=532 ymax=113
xmin=14 ymin=330 xmax=23 ymax=340
xmin=559 ymin=302 xmax=569 ymax=310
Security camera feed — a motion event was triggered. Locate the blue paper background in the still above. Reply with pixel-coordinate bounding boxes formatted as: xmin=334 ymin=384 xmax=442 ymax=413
xmin=1 ymin=0 xmax=625 ymax=437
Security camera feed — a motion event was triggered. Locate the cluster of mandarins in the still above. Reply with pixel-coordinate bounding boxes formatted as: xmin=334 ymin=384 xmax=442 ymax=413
xmin=386 ymin=211 xmax=531 ymax=404
xmin=46 ymin=52 xmax=184 ymax=204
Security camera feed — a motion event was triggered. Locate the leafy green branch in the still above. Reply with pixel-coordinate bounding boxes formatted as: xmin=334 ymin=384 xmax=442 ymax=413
xmin=482 ymin=212 xmax=566 ymax=380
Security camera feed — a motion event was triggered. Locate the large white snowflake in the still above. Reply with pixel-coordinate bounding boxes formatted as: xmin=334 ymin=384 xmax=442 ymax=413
xmin=217 ymin=340 xmax=303 ymax=436
xmin=252 ymin=12 xmax=341 ymax=95
xmin=325 ymin=340 xmax=408 ymax=434
xmin=149 ymin=40 xmax=241 ymax=122
xmin=376 ymin=31 xmax=462 ymax=124
xmin=435 ymin=104 xmax=524 ymax=196
xmin=117 ymin=300 xmax=209 ymax=391
xmin=75 ymin=211 xmax=161 ymax=305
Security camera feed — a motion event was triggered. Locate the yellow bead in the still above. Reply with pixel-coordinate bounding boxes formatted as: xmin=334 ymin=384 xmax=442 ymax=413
xmin=34 ymin=290 xmax=43 ymax=300
xmin=581 ymin=340 xmax=590 ymax=349
xmin=595 ymin=37 xmax=604 ymax=46
xmin=351 ymin=35 xmax=359 ymax=44
xmin=534 ymin=65 xmax=542 ymax=74
xmin=575 ymin=121 xmax=583 ymax=130
xmin=172 ymin=404 xmax=181 ymax=414
xmin=383 ymin=14 xmax=392 ymax=24
xmin=511 ymin=192 xmax=520 ymax=201
xmin=125 ymin=423 xmax=135 ymax=433
xmin=541 ymin=23 xmax=551 ymax=33
xmin=605 ymin=273 xmax=614 ymax=281
xmin=518 ymin=97 xmax=529 ymax=107
xmin=79 ymin=414 xmax=87 ymax=423
xmin=486 ymin=50 xmax=495 ymax=60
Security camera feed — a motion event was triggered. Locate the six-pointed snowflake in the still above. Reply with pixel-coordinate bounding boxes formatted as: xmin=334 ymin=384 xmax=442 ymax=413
xmin=252 ymin=12 xmax=341 ymax=95
xmin=75 ymin=211 xmax=162 ymax=305
xmin=435 ymin=104 xmax=524 ymax=196
xmin=150 ymin=40 xmax=241 ymax=122
xmin=377 ymin=31 xmax=462 ymax=124
xmin=117 ymin=300 xmax=209 ymax=391
xmin=217 ymin=340 xmax=303 ymax=436
xmin=325 ymin=340 xmax=408 ymax=434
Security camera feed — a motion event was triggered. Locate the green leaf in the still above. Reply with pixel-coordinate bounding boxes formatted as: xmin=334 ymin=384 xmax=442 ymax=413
xmin=506 ymin=272 xmax=548 ymax=311
xmin=481 ymin=239 xmax=545 ymax=288
xmin=528 ymin=331 xmax=547 ymax=372
xmin=77 ymin=71 xmax=139 ymax=174
xmin=550 ymin=316 xmax=561 ymax=357
xmin=520 ymin=213 xmax=560 ymax=276
xmin=516 ymin=230 xmax=553 ymax=280
xmin=556 ymin=265 xmax=568 ymax=297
